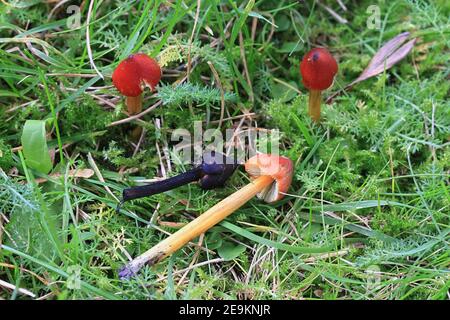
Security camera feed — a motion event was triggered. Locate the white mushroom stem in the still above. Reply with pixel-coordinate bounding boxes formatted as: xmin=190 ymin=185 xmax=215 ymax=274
xmin=121 ymin=175 xmax=273 ymax=276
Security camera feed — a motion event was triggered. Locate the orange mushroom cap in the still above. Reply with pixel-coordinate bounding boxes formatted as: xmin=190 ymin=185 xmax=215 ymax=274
xmin=112 ymin=53 xmax=161 ymax=97
xmin=245 ymin=154 xmax=294 ymax=203
xmin=300 ymin=48 xmax=338 ymax=91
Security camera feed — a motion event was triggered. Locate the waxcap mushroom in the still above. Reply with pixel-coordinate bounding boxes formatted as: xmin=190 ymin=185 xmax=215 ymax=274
xmin=245 ymin=153 xmax=293 ymax=203
xmin=112 ymin=53 xmax=161 ymax=97
xmin=300 ymin=47 xmax=338 ymax=91
xmin=299 ymin=47 xmax=338 ymax=123
xmin=120 ymin=153 xmax=295 ymax=276
xmin=112 ymin=53 xmax=161 ymax=117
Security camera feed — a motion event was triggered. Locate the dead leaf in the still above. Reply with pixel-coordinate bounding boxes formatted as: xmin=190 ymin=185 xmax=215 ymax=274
xmin=35 ymin=169 xmax=94 ymax=184
xmin=326 ymin=32 xmax=417 ymax=103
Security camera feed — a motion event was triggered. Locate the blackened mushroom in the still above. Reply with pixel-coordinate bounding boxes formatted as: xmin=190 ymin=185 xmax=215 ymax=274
xmin=119 ymin=153 xmax=295 ymax=277
xmin=117 ymin=151 xmax=238 ymax=212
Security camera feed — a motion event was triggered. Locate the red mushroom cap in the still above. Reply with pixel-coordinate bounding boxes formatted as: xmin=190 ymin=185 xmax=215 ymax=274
xmin=112 ymin=53 xmax=161 ymax=97
xmin=245 ymin=154 xmax=294 ymax=203
xmin=300 ymin=48 xmax=338 ymax=91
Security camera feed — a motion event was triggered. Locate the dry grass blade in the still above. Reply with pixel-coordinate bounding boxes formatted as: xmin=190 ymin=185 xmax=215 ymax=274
xmin=207 ymin=61 xmax=226 ymax=128
xmin=0 ymin=279 xmax=36 ymax=298
xmin=0 ymin=262 xmax=49 ymax=286
xmin=186 ymin=0 xmax=202 ymax=79
xmin=317 ymin=0 xmax=348 ymax=24
xmin=87 ymin=152 xmax=120 ymax=203
xmin=86 ymin=0 xmax=104 ymax=80
xmin=326 ymin=32 xmax=416 ymax=103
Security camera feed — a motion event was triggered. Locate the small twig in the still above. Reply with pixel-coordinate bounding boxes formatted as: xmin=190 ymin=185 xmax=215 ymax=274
xmin=186 ymin=0 xmax=201 ymax=80
xmin=64 ymin=85 xmax=113 ymax=91
xmin=108 ymin=100 xmax=162 ymax=126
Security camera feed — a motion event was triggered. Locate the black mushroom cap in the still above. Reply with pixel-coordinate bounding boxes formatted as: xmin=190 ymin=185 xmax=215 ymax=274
xmin=199 ymin=151 xmax=239 ymax=190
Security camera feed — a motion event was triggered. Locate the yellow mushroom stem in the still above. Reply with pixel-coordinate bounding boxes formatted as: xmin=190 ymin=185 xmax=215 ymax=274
xmin=123 ymin=175 xmax=274 ymax=272
xmin=126 ymin=95 xmax=142 ymax=115
xmin=308 ymin=89 xmax=322 ymax=123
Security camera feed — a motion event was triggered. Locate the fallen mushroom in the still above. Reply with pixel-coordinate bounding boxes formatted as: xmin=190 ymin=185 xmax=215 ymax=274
xmin=112 ymin=53 xmax=161 ymax=115
xmin=300 ymin=48 xmax=338 ymax=122
xmin=117 ymin=151 xmax=238 ymax=212
xmin=119 ymin=153 xmax=293 ymax=278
